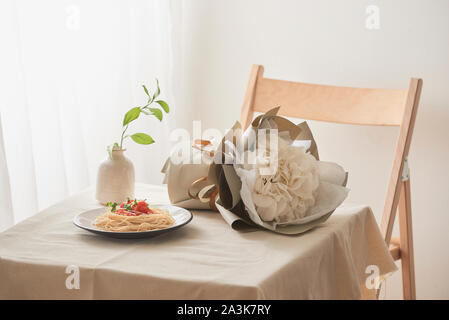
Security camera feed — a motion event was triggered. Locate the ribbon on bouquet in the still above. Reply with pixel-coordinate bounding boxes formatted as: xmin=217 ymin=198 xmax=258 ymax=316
xmin=191 ymin=139 xmax=215 ymax=158
xmin=187 ymin=139 xmax=219 ymax=211
xmin=187 ymin=177 xmax=219 ymax=211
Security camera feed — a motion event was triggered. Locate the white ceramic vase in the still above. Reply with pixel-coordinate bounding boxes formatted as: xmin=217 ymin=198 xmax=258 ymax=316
xmin=96 ymin=149 xmax=135 ymax=205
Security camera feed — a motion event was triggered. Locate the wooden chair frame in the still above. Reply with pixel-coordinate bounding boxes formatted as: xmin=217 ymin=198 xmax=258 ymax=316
xmin=240 ymin=65 xmax=422 ymax=300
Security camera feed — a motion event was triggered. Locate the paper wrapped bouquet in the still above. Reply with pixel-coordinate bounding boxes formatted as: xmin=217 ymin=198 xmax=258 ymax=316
xmin=163 ymin=107 xmax=349 ymax=235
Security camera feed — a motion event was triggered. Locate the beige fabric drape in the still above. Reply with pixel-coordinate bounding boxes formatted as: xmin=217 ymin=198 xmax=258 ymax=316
xmin=0 ymin=184 xmax=396 ymax=299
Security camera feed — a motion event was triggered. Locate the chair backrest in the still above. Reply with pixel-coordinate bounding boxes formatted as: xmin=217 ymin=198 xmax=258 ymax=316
xmin=240 ymin=65 xmax=423 ymax=244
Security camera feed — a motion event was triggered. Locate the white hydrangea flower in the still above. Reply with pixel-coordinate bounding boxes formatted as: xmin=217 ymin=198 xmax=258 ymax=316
xmin=243 ymin=137 xmax=319 ymax=222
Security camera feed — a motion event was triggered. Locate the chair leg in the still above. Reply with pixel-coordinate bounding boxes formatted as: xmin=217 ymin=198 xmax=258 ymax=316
xmin=398 ymin=178 xmax=416 ymax=299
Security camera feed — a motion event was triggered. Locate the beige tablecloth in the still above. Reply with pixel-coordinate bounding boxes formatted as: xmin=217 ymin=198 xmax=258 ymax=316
xmin=0 ymin=184 xmax=396 ymax=299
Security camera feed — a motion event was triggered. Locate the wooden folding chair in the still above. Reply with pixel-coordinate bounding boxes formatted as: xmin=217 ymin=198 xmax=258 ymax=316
xmin=240 ymin=65 xmax=423 ymax=300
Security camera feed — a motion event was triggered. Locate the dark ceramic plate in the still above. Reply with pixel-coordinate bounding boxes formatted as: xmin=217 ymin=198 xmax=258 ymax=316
xmin=73 ymin=205 xmax=192 ymax=239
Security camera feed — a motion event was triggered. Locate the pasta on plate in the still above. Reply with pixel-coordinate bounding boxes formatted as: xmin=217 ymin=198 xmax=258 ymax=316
xmin=94 ymin=199 xmax=175 ymax=232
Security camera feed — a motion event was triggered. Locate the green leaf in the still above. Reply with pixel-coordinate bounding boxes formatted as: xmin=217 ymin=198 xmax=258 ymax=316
xmin=106 ymin=202 xmax=118 ymax=212
xmin=152 ymin=78 xmax=160 ymax=100
xmin=155 ymin=100 xmax=169 ymax=113
xmin=142 ymin=85 xmax=150 ymax=97
xmin=149 ymin=107 xmax=163 ymax=121
xmin=107 ymin=142 xmax=120 ymax=159
xmin=123 ymin=107 xmax=141 ymax=126
xmin=130 ymin=133 xmax=155 ymax=145
xmin=141 ymin=109 xmax=151 ymax=115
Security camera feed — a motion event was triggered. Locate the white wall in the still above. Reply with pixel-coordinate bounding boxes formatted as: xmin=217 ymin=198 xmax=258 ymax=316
xmin=180 ymin=0 xmax=449 ymax=299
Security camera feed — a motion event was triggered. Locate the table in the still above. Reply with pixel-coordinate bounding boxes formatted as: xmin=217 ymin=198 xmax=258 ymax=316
xmin=0 ymin=184 xmax=396 ymax=299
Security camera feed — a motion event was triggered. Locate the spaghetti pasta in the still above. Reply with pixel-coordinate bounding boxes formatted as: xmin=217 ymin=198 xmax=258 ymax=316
xmin=94 ymin=207 xmax=175 ymax=232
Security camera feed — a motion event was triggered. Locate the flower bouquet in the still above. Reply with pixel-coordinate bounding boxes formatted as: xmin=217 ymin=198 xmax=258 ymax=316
xmin=207 ymin=107 xmax=349 ymax=234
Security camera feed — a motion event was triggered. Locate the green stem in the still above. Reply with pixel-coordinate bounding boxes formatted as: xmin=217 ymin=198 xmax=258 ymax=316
xmin=120 ymin=124 xmax=129 ymax=149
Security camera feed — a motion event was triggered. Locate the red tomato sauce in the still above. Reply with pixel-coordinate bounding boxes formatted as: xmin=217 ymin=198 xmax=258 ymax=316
xmin=115 ymin=200 xmax=154 ymax=216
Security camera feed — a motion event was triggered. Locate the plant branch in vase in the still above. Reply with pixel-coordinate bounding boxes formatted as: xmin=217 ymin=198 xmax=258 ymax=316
xmin=96 ymin=80 xmax=170 ymax=205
